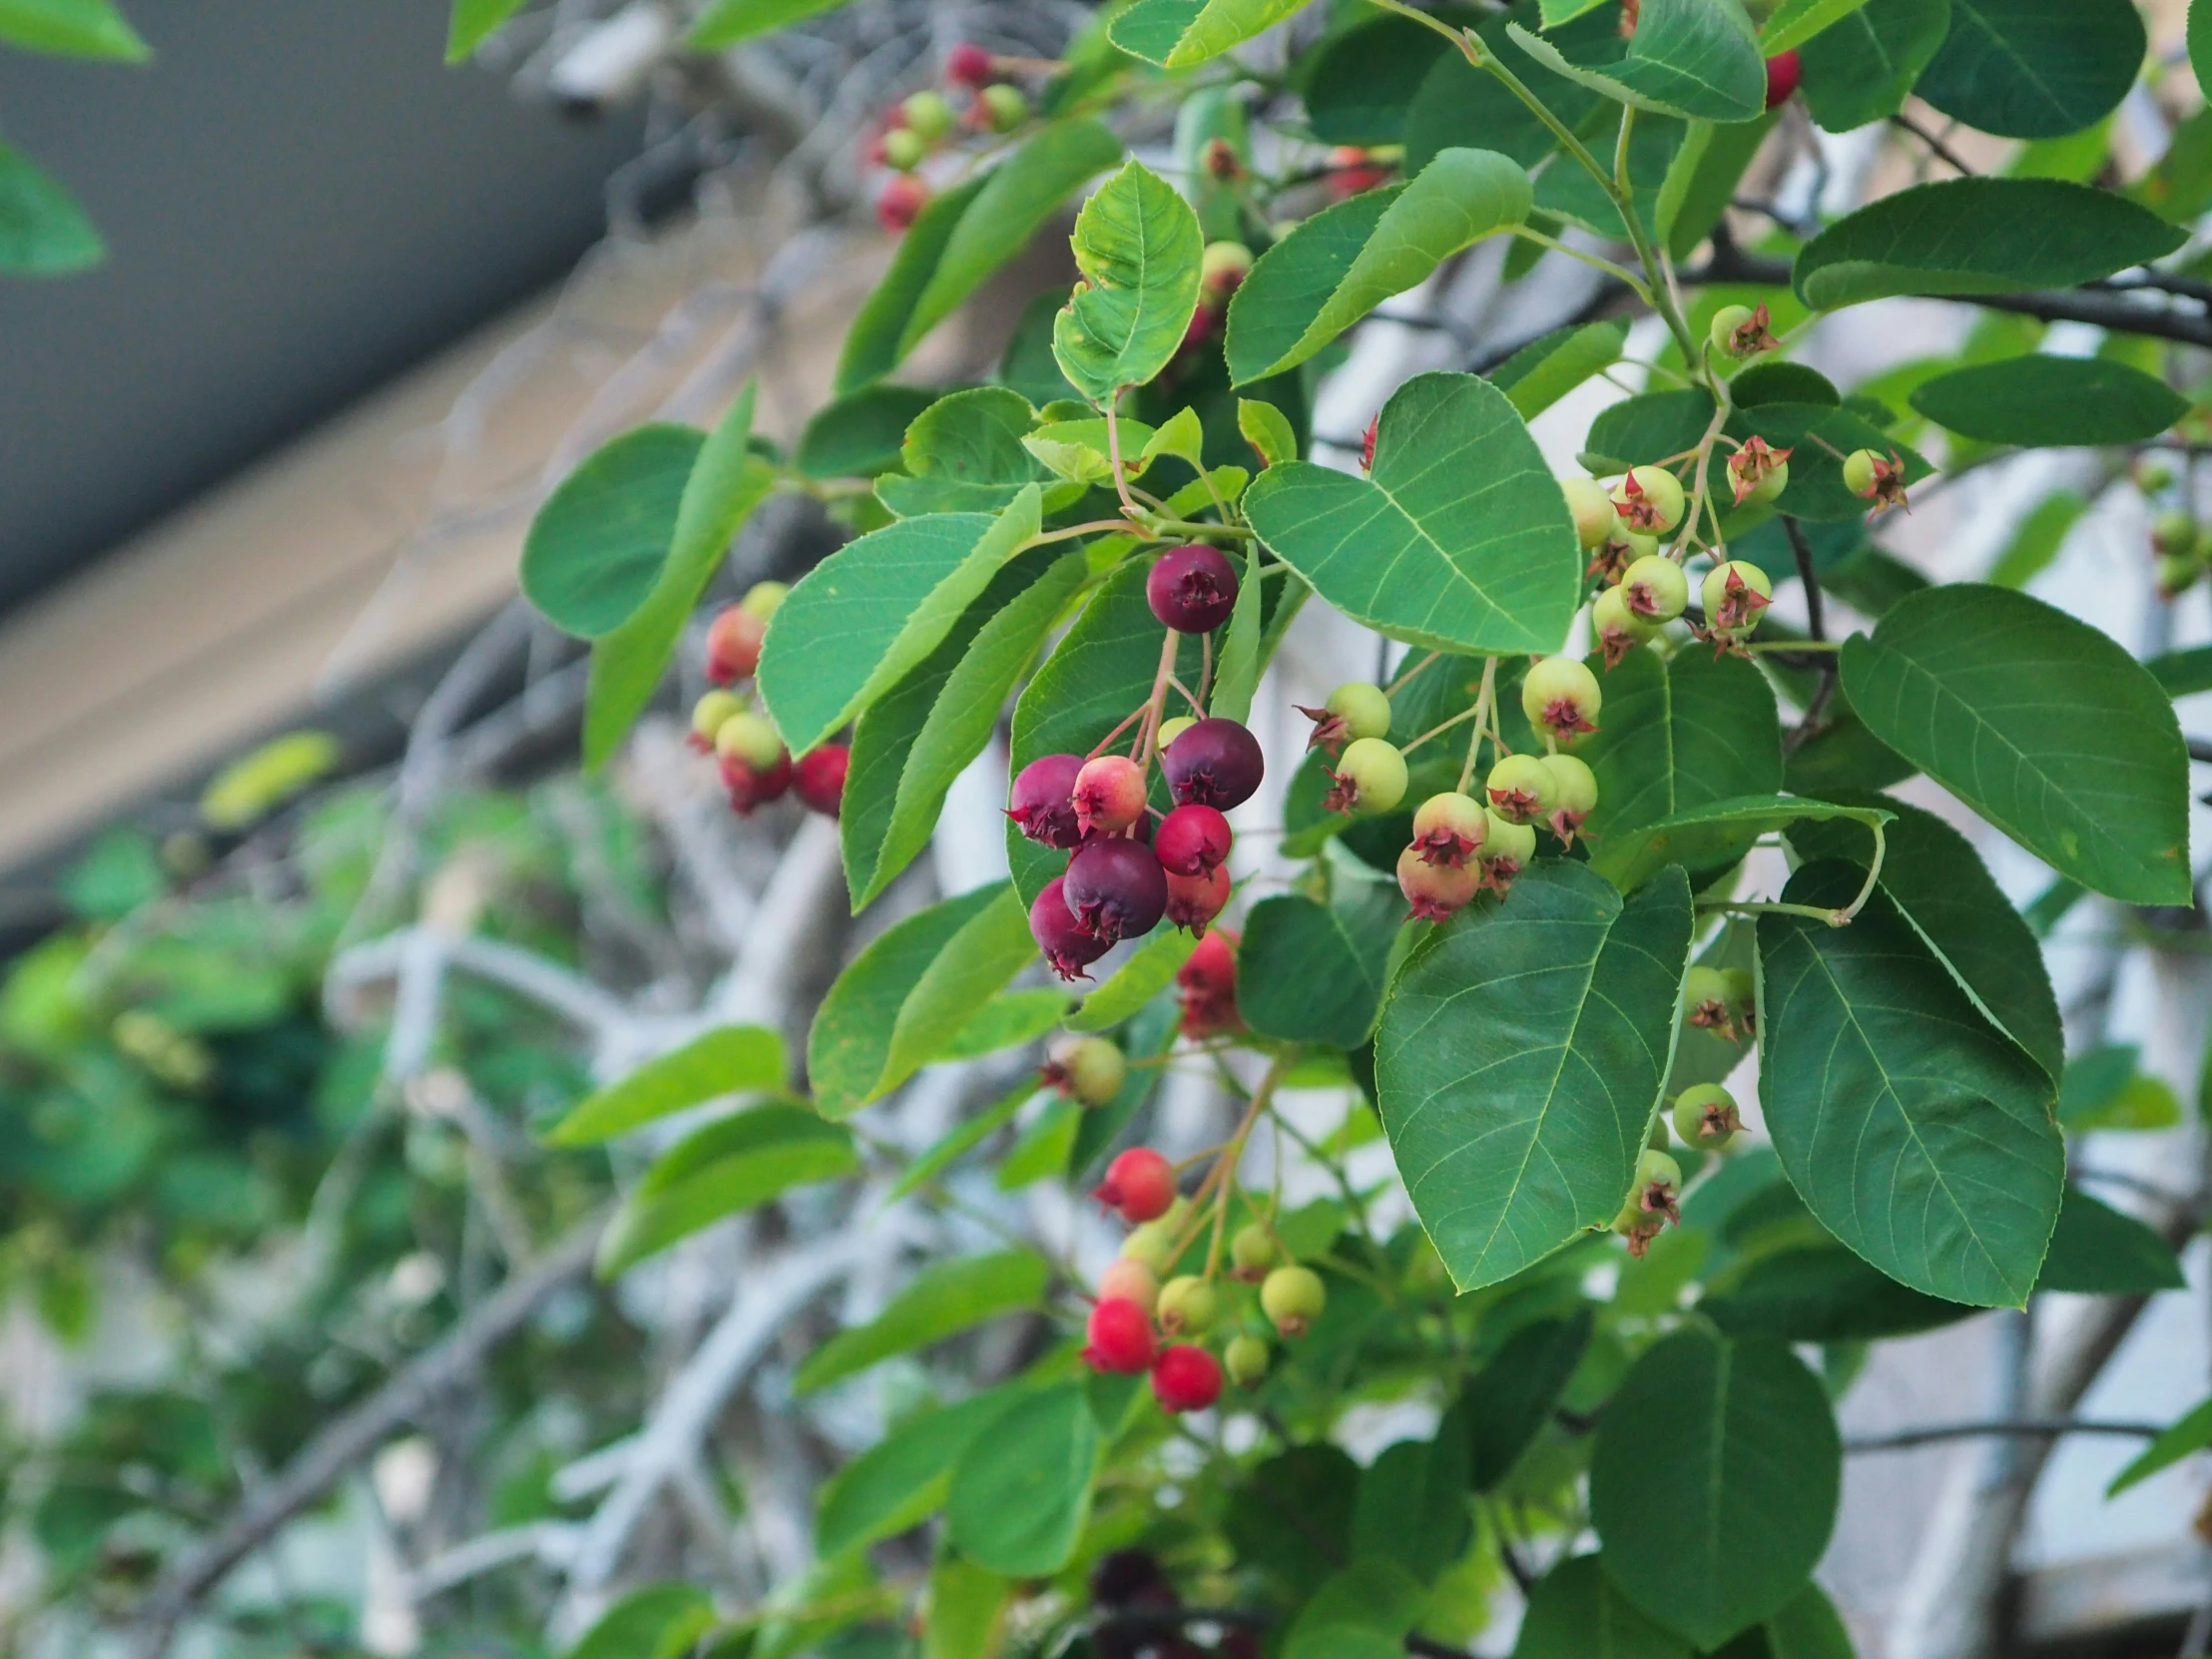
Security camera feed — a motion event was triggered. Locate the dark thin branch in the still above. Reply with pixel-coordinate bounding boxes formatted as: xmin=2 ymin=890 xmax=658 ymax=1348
xmin=2096 ymin=270 xmax=2212 ymax=306
xmin=2188 ymin=738 xmax=2212 ymax=765
xmin=1096 ymin=1605 xmax=1473 ymax=1658
xmin=1686 ymin=244 xmax=2212 ymax=352
xmin=1781 ymin=516 xmax=1840 ymax=756
xmin=1845 ymin=1417 xmax=2165 ymax=1455
xmin=1889 ymin=111 xmax=1976 ymax=177
xmin=2074 ymin=1166 xmax=2196 ymax=1207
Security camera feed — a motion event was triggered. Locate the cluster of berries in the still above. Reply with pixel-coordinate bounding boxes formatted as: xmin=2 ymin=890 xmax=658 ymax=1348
xmin=1684 ymin=963 xmax=1757 ymax=1046
xmin=1610 ymin=1083 xmax=1744 ymax=1256
xmin=1562 ymin=468 xmax=1775 ymax=666
xmin=2149 ymin=494 xmax=2210 ymax=599
xmin=689 ymin=583 xmax=847 ymax=818
xmin=1010 ymin=546 xmax=1262 ymax=980
xmin=1083 ymin=1147 xmax=1329 ymax=1413
xmin=871 ymin=45 xmax=1033 ymax=233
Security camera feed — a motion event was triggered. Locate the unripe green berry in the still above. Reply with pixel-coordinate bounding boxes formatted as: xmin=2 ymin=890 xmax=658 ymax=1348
xmin=1648 ymin=1117 xmax=1673 ymax=1152
xmin=1120 ymin=1216 xmax=1181 ymax=1275
xmin=1635 ymin=1147 xmax=1681 ymax=1202
xmin=1683 ymin=964 xmax=1730 ymax=1013
xmin=1225 ymin=1333 xmax=1271 ymax=1387
xmin=1332 ymin=737 xmax=1407 ymax=814
xmin=1409 ymin=790 xmax=1488 ymax=865
xmin=1592 ymin=585 xmax=1660 ymax=660
xmin=741 ymin=580 xmax=788 ymax=620
xmin=1261 ymin=1264 xmax=1327 ymax=1338
xmin=2153 ymin=510 xmax=2199 ymax=559
xmin=1230 ymin=1222 xmax=1279 ymax=1282
xmin=1326 ymin=682 xmax=1392 ymax=742
xmin=1621 ymin=553 xmax=1689 ymax=623
xmin=692 ymin=689 xmax=745 ymax=742
xmin=1750 ymin=459 xmax=1790 ymax=504
xmin=2139 ymin=460 xmax=2177 ymax=493
xmin=1158 ymin=1274 xmax=1221 ymax=1337
xmin=1157 ymin=715 xmax=1197 ymax=750
xmin=1617 ymin=465 xmax=1686 ymax=534
xmin=1521 ymin=655 xmax=1602 ymax=744
xmin=1050 ymin=1035 xmax=1127 ymax=1105
xmin=1841 ymin=448 xmax=1882 ymax=497
xmin=1200 ymin=240 xmax=1254 ymax=296
xmin=1672 ymin=1083 xmax=1743 ymax=1151
xmin=2158 ymin=551 xmax=2203 ymax=598
xmin=1485 ymin=754 xmax=1557 ymax=826
xmin=716 ymin=711 xmax=786 ymax=771
xmin=1612 ymin=1194 xmax=1651 ymax=1236
xmin=1701 ymin=560 xmax=1773 ymax=640
xmin=979 ymin=83 xmax=1030 ymax=132
xmin=902 ymin=89 xmax=955 ymax=140
xmin=1541 ymin=754 xmax=1597 ymax=822
xmin=1562 ymin=476 xmax=1621 ymax=550
xmin=1709 ymin=303 xmax=1757 ymax=357
xmin=881 ymin=127 xmax=927 ymax=172
xmin=1482 ymin=810 xmax=1536 ymax=873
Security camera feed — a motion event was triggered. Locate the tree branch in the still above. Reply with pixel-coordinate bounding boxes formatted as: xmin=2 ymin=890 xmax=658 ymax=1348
xmin=1781 ymin=516 xmax=1840 ymax=756
xmin=1846 ymin=1417 xmax=2165 ymax=1455
xmin=1096 ymin=1604 xmax=1474 ymax=1658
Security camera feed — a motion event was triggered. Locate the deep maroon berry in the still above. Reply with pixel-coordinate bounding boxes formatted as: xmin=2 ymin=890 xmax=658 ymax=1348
xmin=1162 ymin=718 xmax=1264 ymax=810
xmin=1146 ymin=544 xmax=1239 ymax=633
xmin=1008 ymin=754 xmax=1085 ymax=848
xmin=1031 ymin=876 xmax=1111 ymax=979
xmin=1164 ymin=863 xmax=1231 ymax=932
xmin=1091 ymin=1549 xmax=1171 ymax=1609
xmin=1156 ymin=804 xmax=1232 ymax=875
xmin=1064 ymin=836 xmax=1169 ymax=943
xmin=721 ymin=753 xmax=791 ymax=815
xmin=793 ymin=745 xmax=847 ymax=817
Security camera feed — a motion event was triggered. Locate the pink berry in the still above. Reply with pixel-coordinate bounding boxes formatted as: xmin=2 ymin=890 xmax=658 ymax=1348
xmin=793 ymin=746 xmax=847 ymax=817
xmin=1178 ymin=928 xmax=1240 ymax=1036
xmin=946 ymin=42 xmax=993 ymax=86
xmin=1162 ymin=719 xmax=1264 ymax=811
xmin=1084 ymin=1298 xmax=1158 ymax=1374
xmin=876 ymin=175 xmax=929 ymax=233
xmin=1072 ymin=755 xmax=1149 ymax=835
xmin=1096 ymin=1147 xmax=1177 ymax=1224
xmin=1064 ymin=836 xmax=1169 ymax=944
xmin=1156 ymin=804 xmax=1232 ymax=875
xmin=1008 ymin=754 xmax=1085 ymax=848
xmin=1151 ymin=1345 xmax=1224 ymax=1412
xmin=1164 ymin=863 xmax=1231 ymax=933
xmin=1031 ymin=876 xmax=1111 ymax=980
xmin=1146 ymin=544 xmax=1239 ymax=633
xmin=706 ymin=606 xmax=766 ymax=685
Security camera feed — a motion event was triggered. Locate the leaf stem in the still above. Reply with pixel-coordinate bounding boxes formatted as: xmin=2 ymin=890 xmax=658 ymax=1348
xmin=1104 ymin=402 xmax=1145 ymax=519
xmin=1509 ymin=227 xmax=1654 ymax=303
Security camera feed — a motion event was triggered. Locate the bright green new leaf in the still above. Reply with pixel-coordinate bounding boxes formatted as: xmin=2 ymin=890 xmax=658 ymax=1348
xmin=2109 ymin=1394 xmax=2212 ymax=1496
xmin=1462 ymin=1311 xmax=1592 ymax=1489
xmin=1577 ymin=649 xmax=1782 ymax=851
xmin=1375 ymin=862 xmax=1693 ymax=1293
xmin=1589 ymin=795 xmax=1887 ymax=894
xmin=1590 ymin=1329 xmax=1839 ymax=1649
xmin=1141 ymin=406 xmax=1206 ymax=471
xmin=1918 ymin=0 xmax=2143 ymax=140
xmin=201 ymin=731 xmax=342 ymax=830
xmin=1794 ymin=179 xmax=2185 ymax=310
xmin=0 ymin=140 xmax=102 ymax=276
xmin=547 ymin=1025 xmax=786 ymax=1147
xmin=1759 ymin=0 xmax=1873 ymax=54
xmin=1506 ymin=0 xmax=1767 ymax=123
xmin=1070 ymin=927 xmax=1200 ymax=1033
xmin=877 ymin=387 xmax=1061 ymax=516
xmin=596 ymin=1106 xmax=858 ymax=1275
xmin=873 ymin=884 xmax=1038 ymax=1102
xmin=797 ymin=1250 xmax=1050 ymax=1394
xmin=1800 ymin=0 xmax=1951 ymax=132
xmin=815 ymin=1388 xmax=1020 ymax=1557
xmin=2037 ymin=1185 xmax=2184 ymax=1294
xmin=1489 ymin=317 xmax=1630 ymax=420
xmin=945 ymin=1382 xmax=1101 ymax=1576
xmin=1244 ymin=370 xmax=1580 ymax=657
xmin=567 ymin=1583 xmax=716 ymax=1659
xmin=1224 ymin=148 xmax=1532 ymax=384
xmin=444 ymin=0 xmax=525 ymax=62
xmin=0 ymin=0 xmax=147 ymax=59
xmin=1053 ymin=160 xmax=1205 ymax=402
xmin=1237 ymin=397 xmax=1300 ymax=468
xmin=688 ymin=0 xmax=850 ymax=47
xmin=1758 ymin=861 xmax=2065 ymax=1308
xmin=1511 ymin=1553 xmax=1692 ymax=1659
xmin=1911 ymin=355 xmax=2187 ymax=447
xmin=522 ymin=424 xmax=704 ymax=639
xmin=1840 ymin=584 xmax=2192 ymax=904
xmin=923 ymin=1553 xmax=1011 ymax=1659
xmin=1208 ymin=535 xmax=1269 ymax=724
xmin=1108 ymin=0 xmax=1309 ymax=68
xmin=758 ymin=487 xmax=1042 ymax=757
xmin=585 ymin=388 xmax=773 ymax=766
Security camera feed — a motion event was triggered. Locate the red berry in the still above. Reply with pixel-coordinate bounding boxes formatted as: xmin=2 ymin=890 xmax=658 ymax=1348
xmin=1065 ymin=836 xmax=1169 ymax=944
xmin=1180 ymin=303 xmax=1216 ymax=353
xmin=945 ymin=42 xmax=993 ymax=86
xmin=1177 ymin=927 xmax=1240 ymax=1036
xmin=1096 ymin=1147 xmax=1177 ymax=1224
xmin=1084 ymin=1298 xmax=1158 ymax=1374
xmin=1396 ymin=844 xmax=1482 ymax=921
xmin=1165 ymin=863 xmax=1231 ymax=933
xmin=1072 ymin=755 xmax=1149 ymax=835
xmin=1150 ymin=1345 xmax=1224 ymax=1412
xmin=1008 ymin=754 xmax=1085 ymax=848
xmin=1764 ymin=49 xmax=1801 ymax=110
xmin=1146 ymin=544 xmax=1239 ymax=633
xmin=721 ymin=752 xmax=792 ymax=815
xmin=876 ymin=175 xmax=929 ymax=233
xmin=706 ymin=605 xmax=767 ymax=684
xmin=1162 ymin=719 xmax=1264 ymax=811
xmin=793 ymin=746 xmax=847 ymax=817
xmin=1156 ymin=804 xmax=1232 ymax=875
xmin=1031 ymin=876 xmax=1111 ymax=980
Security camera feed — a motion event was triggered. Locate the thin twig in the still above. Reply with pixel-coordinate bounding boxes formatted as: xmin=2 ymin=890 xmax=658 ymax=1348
xmin=1846 ymin=1418 xmax=2165 ymax=1454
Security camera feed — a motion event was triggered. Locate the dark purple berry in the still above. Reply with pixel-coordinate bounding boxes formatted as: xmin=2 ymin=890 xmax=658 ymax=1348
xmin=1031 ymin=876 xmax=1111 ymax=979
xmin=1146 ymin=544 xmax=1239 ymax=633
xmin=1162 ymin=718 xmax=1264 ymax=810
xmin=1008 ymin=754 xmax=1085 ymax=848
xmin=1064 ymin=836 xmax=1169 ymax=943
xmin=1156 ymin=803 xmax=1231 ymax=875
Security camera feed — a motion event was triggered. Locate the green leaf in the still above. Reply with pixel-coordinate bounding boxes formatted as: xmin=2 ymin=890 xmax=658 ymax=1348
xmin=1786 ymin=792 xmax=2062 ymax=1080
xmin=797 ymin=1250 xmax=1050 ymax=1394
xmin=1375 ymin=861 xmax=1694 ymax=1293
xmin=1757 ymin=861 xmax=2065 ymax=1308
xmin=878 ymin=388 xmax=1059 ymax=517
xmin=1404 ymin=3 xmax=1613 ymax=173
xmin=1577 ymin=649 xmax=1782 ymax=853
xmin=1511 ymin=1554 xmax=1694 ymax=1659
xmin=1793 ymin=179 xmax=2185 ymax=310
xmin=887 ymin=1084 xmax=1038 ymax=1202
xmin=597 ymin=1106 xmax=859 ymax=1275
xmin=1589 ymin=795 xmax=1887 ymax=894
xmin=1801 ymin=0 xmax=1950 ymax=132
xmin=1661 ymin=114 xmax=1778 ymax=261
xmin=997 ymin=1097 xmax=1081 ymax=1190
xmin=1590 ymin=1329 xmax=1840 ymax=1649
xmin=810 ymin=885 xmax=1005 ymax=1119
xmin=1840 ymin=584 xmax=2192 ymax=904
xmin=2196 ymin=0 xmax=2212 ymax=110
xmin=1238 ymin=397 xmax=1300 ymax=469
xmin=1758 ymin=1583 xmax=1861 ymax=1659
xmin=1244 ymin=370 xmax=1579 ymax=657
xmin=1910 ymin=355 xmax=2187 ymax=447
xmin=796 ymin=384 xmax=939 ymax=480
xmin=1506 ymin=0 xmax=1767 ymax=123
xmin=2149 ymin=642 xmax=2212 ymax=698
xmin=874 ymin=884 xmax=1038 ymax=1103
xmin=2036 ymin=1185 xmax=2183 ymax=1294
xmin=1535 ymin=111 xmax=1686 ymax=243
xmin=521 ymin=424 xmax=705 ymax=639
xmin=1052 ymin=160 xmax=1204 ymax=402
xmin=1461 ymin=1310 xmax=1593 ymax=1489
xmin=1108 ymin=0 xmax=1309 ymax=68
xmin=1987 ymin=488 xmax=2087 ymax=587
xmin=1225 ymin=149 xmax=1531 ymax=384
xmin=1209 ymin=536 xmax=1270 ymax=725
xmin=1702 ymin=1244 xmax=1976 ymax=1342
xmin=943 ymin=990 xmax=1071 ymax=1060
xmin=842 ymin=548 xmax=1085 ymax=909
xmin=0 ymin=141 xmax=102 ymax=276
xmin=585 ymin=388 xmax=772 ymax=766
xmin=566 ymin=1583 xmax=715 ymax=1659
xmin=1490 ymin=318 xmax=1630 ymax=421
xmin=1283 ymin=1560 xmax=1430 ymax=1659
xmin=1352 ymin=1432 xmax=1471 ymax=1584
xmin=1240 ymin=882 xmax=1404 ymax=1050
xmin=1071 ymin=927 xmax=1200 ymax=1033
xmin=945 ymin=1382 xmax=1100 ymax=1576
xmin=1305 ymin=11 xmax=1459 ymax=146
xmin=923 ymin=1554 xmax=1011 ymax=1659
xmin=1917 ymin=0 xmax=2143 ymax=141
xmin=444 ymin=0 xmax=525 ymax=62
xmin=815 ymin=1389 xmax=1015 ymax=1557
xmin=2109 ymin=1394 xmax=2212 ymax=1496
xmin=547 ymin=1026 xmax=786 ymax=1147
xmin=758 ymin=489 xmax=1042 ymax=757
xmin=687 ymin=0 xmax=849 ymax=47
xmin=837 ymin=120 xmax=1124 ymax=392
xmin=1759 ymin=0 xmax=1872 ymax=54
xmin=2058 ymin=1043 xmax=2181 ymax=1131
xmin=0 ymin=0 xmax=147 ymax=59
